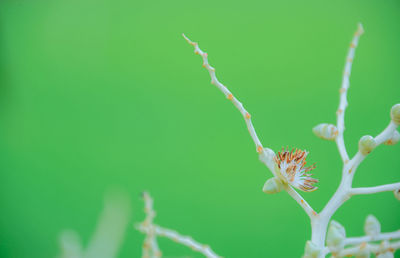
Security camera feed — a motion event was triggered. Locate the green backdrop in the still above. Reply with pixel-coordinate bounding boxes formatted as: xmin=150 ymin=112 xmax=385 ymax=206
xmin=0 ymin=0 xmax=399 ymax=257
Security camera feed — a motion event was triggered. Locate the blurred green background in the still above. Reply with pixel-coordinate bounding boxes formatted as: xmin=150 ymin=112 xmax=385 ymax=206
xmin=0 ymin=0 xmax=399 ymax=257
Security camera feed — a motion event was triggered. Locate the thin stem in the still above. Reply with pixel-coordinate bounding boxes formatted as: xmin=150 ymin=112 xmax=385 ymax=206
xmin=182 ymin=34 xmax=264 ymax=154
xmin=142 ymin=192 xmax=161 ymax=258
xmin=284 ymin=185 xmax=315 ymax=219
xmin=350 ymin=182 xmax=400 ymax=195
xmin=335 ymin=23 xmax=364 ymax=163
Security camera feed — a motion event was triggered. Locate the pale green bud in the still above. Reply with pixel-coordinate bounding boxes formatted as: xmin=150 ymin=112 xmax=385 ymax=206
xmin=262 ymin=177 xmax=283 ymax=194
xmin=364 ymin=215 xmax=380 ymax=236
xmin=358 ymin=135 xmax=376 ymax=155
xmin=394 ymin=189 xmax=400 ymax=201
xmin=384 ymin=130 xmax=400 ymax=146
xmin=303 ymin=241 xmax=321 ymax=258
xmin=312 ymin=123 xmax=338 ymax=141
xmin=391 ymin=104 xmax=400 ymax=125
xmin=327 ymin=220 xmax=346 ymax=251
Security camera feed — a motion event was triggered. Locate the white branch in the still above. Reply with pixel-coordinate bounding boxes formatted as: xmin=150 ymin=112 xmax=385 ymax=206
xmin=182 ymin=33 xmax=264 ymax=154
xmin=338 ymin=241 xmax=400 ymax=257
xmin=335 ymin=23 xmax=364 ymax=163
xmin=284 ymin=185 xmax=316 ymax=219
xmin=138 ymin=224 xmax=221 ymax=258
xmin=350 ymin=182 xmax=400 ymax=195
xmin=139 ymin=192 xmax=221 ymax=258
xmin=375 ymin=121 xmax=399 ymax=146
xmin=323 ymin=231 xmax=400 ymax=256
xmin=350 ymin=121 xmax=398 ymax=172
xmin=345 ymin=230 xmax=400 ymax=246
xmin=309 ymin=24 xmax=400 ymax=256
xmin=183 ymin=33 xmax=315 ymax=218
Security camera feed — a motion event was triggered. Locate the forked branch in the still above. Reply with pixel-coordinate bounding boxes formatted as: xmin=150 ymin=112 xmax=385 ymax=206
xmin=137 ymin=224 xmax=220 ymax=258
xmin=138 ymin=192 xmax=221 ymax=258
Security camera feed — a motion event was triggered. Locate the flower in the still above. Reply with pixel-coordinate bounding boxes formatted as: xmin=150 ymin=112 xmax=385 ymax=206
xmin=273 ymin=148 xmax=318 ymax=192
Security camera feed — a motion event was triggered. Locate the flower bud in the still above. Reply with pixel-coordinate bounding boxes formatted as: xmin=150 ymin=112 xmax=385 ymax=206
xmin=364 ymin=215 xmax=380 ymax=236
xmin=377 ymin=241 xmax=393 ymax=257
xmin=262 ymin=177 xmax=283 ymax=194
xmin=259 ymin=147 xmax=275 ymax=165
xmin=391 ymin=104 xmax=400 ymax=125
xmin=384 ymin=130 xmax=400 ymax=146
xmin=358 ymin=135 xmax=376 ymax=155
xmin=377 ymin=252 xmax=394 ymax=258
xmin=355 ymin=247 xmax=370 ymax=258
xmin=312 ymin=123 xmax=338 ymax=141
xmin=394 ymin=189 xmax=400 ymax=201
xmin=303 ymin=241 xmax=321 ymax=258
xmin=327 ymin=221 xmax=346 ymax=251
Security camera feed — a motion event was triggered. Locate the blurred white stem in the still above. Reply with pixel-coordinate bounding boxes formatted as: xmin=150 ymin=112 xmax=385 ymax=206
xmin=138 ymin=224 xmax=220 ymax=258
xmin=59 ymin=230 xmax=83 ymax=258
xmin=58 ymin=193 xmax=131 ymax=258
xmin=84 ymin=194 xmax=131 ymax=258
xmin=141 ymin=192 xmax=161 ymax=258
xmin=139 ymin=192 xmax=220 ymax=258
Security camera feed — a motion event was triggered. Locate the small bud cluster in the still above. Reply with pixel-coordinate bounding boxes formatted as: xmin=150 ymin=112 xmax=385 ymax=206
xmin=326 ymin=215 xmax=400 ymax=257
xmin=376 ymin=241 xmax=394 ymax=258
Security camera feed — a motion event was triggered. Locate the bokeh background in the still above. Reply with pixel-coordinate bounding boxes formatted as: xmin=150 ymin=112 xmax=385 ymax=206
xmin=0 ymin=0 xmax=399 ymax=257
